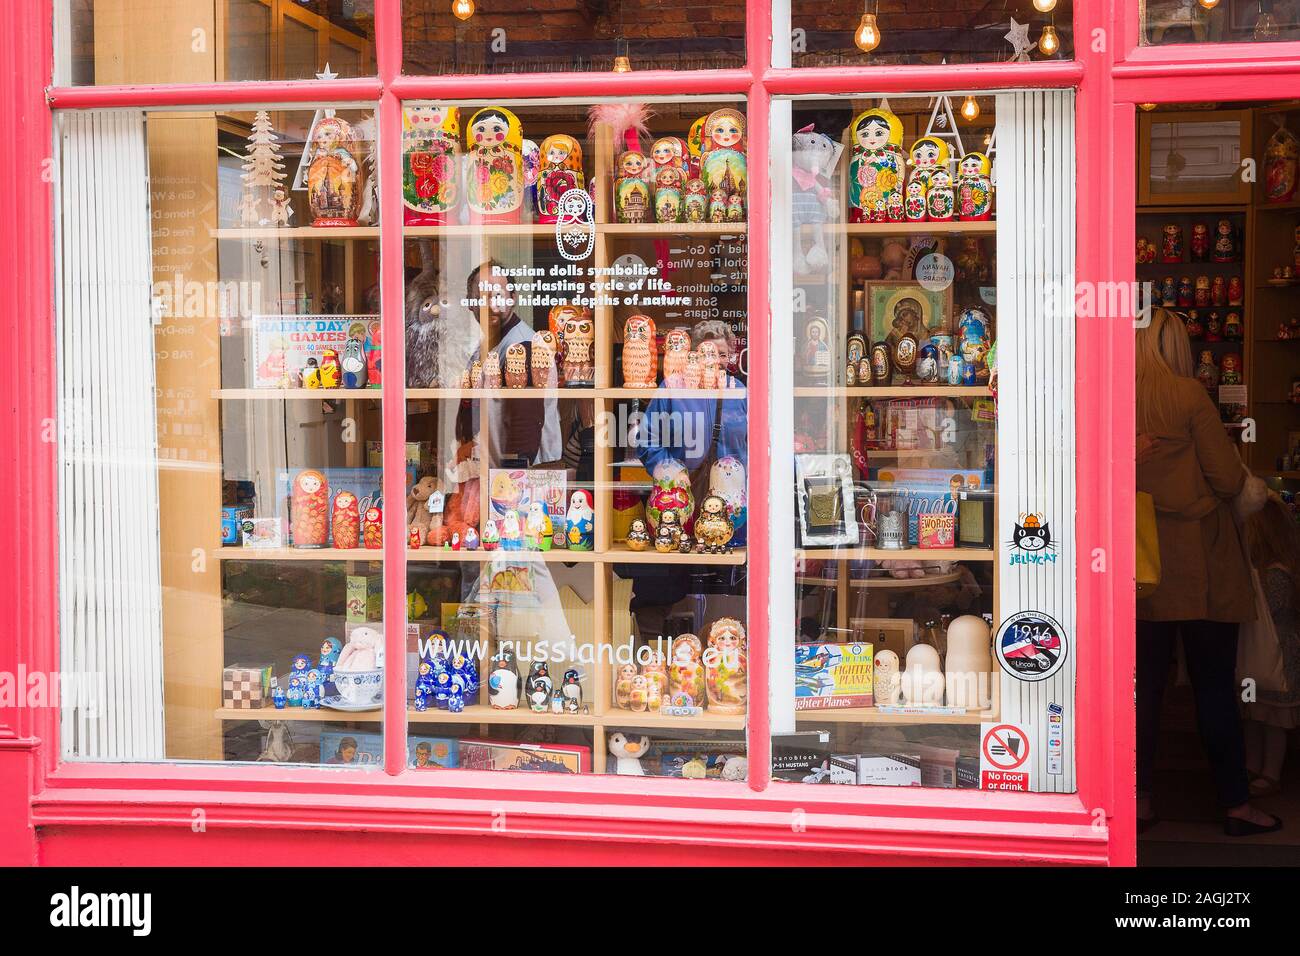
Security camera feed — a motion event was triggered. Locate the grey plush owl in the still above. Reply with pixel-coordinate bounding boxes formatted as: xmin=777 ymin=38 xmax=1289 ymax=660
xmin=405 ymin=255 xmax=446 ymax=388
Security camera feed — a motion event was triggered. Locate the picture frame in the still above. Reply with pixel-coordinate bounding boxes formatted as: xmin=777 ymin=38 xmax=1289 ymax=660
xmin=795 ymin=453 xmax=858 ymax=546
xmin=863 ymin=280 xmax=954 ymax=347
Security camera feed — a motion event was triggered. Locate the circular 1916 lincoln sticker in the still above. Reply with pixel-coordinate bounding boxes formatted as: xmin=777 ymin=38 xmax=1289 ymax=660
xmin=995 ymin=611 xmax=1068 ymax=682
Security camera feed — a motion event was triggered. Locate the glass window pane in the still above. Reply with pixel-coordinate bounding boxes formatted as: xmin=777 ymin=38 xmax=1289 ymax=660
xmin=56 ymin=106 xmax=385 ymax=765
xmin=1142 ymin=0 xmax=1300 ymax=45
xmin=784 ymin=1 xmax=1073 ymax=67
xmin=402 ymin=0 xmax=745 ymax=74
xmin=401 ymin=99 xmax=749 ymax=779
xmin=59 ymin=0 xmax=375 ymax=85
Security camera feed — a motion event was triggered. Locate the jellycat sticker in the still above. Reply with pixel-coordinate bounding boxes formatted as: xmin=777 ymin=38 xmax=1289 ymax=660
xmin=1007 ymin=510 xmax=1057 ymax=567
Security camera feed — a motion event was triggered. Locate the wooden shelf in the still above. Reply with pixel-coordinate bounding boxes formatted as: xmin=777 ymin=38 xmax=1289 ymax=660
xmin=794 ymin=707 xmax=987 ymax=725
xmin=604 ymin=545 xmax=747 ymax=565
xmin=601 ymin=707 xmax=746 ymax=730
xmin=794 ymin=386 xmax=991 ymax=398
xmin=214 ymin=707 xmax=380 ymax=722
xmin=409 ymin=705 xmax=599 ymax=726
xmin=214 ymin=547 xmax=382 ymax=562
xmin=215 ymin=388 xmax=380 ymax=400
xmin=796 ymin=570 xmax=964 ymax=589
xmin=405 ymin=386 xmax=745 ymax=400
xmin=600 ymin=222 xmax=747 ymax=236
xmin=212 ymin=226 xmax=379 ymax=240
xmin=835 ymin=221 xmax=996 ymax=236
xmin=214 ymin=546 xmax=744 ymax=564
xmin=796 ymin=547 xmax=995 ymax=562
xmin=400 ymin=222 xmax=747 ymax=238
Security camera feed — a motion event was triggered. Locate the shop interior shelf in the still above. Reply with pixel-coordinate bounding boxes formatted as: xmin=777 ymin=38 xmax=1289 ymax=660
xmin=212 ymin=226 xmax=379 ymax=240
xmin=214 ymin=705 xmax=747 ymax=731
xmin=407 ymin=705 xmax=600 ymax=726
xmin=215 ymin=388 xmax=380 ymax=400
xmin=796 ymin=570 xmax=964 ymax=589
xmin=213 ymin=546 xmax=744 ymax=564
xmin=835 ymin=221 xmax=996 ymax=236
xmin=404 ymin=386 xmax=746 ymax=400
xmin=600 ymin=708 xmax=747 ymax=731
xmin=602 ymin=545 xmax=747 ymax=565
xmin=795 ymin=547 xmax=995 ymax=562
xmin=794 ymin=707 xmax=988 ymax=725
xmin=793 ymin=386 xmax=992 ymax=398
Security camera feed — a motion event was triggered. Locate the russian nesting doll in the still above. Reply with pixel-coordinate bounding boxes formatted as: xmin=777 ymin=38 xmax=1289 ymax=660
xmin=653 ymin=167 xmax=685 ymax=223
xmin=307 ymin=116 xmax=363 ymax=227
xmin=904 ymin=178 xmax=927 ymax=222
xmin=503 ymin=342 xmax=529 ymax=388
xmin=925 ymin=168 xmax=955 ymax=222
xmin=466 ymin=106 xmax=524 ymax=224
xmin=662 ymin=327 xmax=692 ymax=383
xmin=956 ymin=152 xmax=994 ymax=221
xmin=331 ymin=490 xmax=360 ymax=549
xmin=561 ymin=308 xmax=595 ymax=387
xmin=1196 ymin=350 xmax=1219 ymax=392
xmin=687 ymin=115 xmax=707 ymax=178
xmin=1162 ymin=223 xmax=1184 ymax=263
xmin=291 ymin=469 xmax=329 ymax=548
xmin=536 ymin=133 xmax=584 ymax=224
xmin=566 ymin=490 xmax=595 ymax=550
xmin=655 ymin=510 xmax=683 ymax=552
xmin=521 ymin=139 xmax=540 ymax=213
xmin=363 ymin=505 xmax=382 ymax=549
xmin=1224 ymin=311 xmax=1243 ymax=340
xmin=1212 ymin=219 xmax=1236 ymax=262
xmin=614 ymin=150 xmax=652 ymax=224
xmin=1191 ymin=222 xmax=1210 ymax=262
xmin=651 ymin=136 xmax=691 ymax=182
xmin=530 ymin=329 xmax=558 ymax=388
xmin=704 ymin=618 xmax=748 ymax=715
xmin=1160 ymin=276 xmax=1177 ymax=307
xmin=846 ymin=334 xmax=866 ymax=386
xmin=1228 ymin=275 xmax=1244 ymax=305
xmin=1221 ymin=352 xmax=1243 ymax=386
xmin=1211 ymin=275 xmax=1227 ymax=306
xmin=667 ymin=633 xmax=706 ymax=707
xmin=1177 ymin=276 xmax=1195 ymax=308
xmin=694 ymin=494 xmax=734 ymax=553
xmin=524 ymin=501 xmax=553 ymax=552
xmin=482 ymin=349 xmax=502 ymax=388
xmin=848 ymin=107 xmax=905 ymax=223
xmin=615 ymin=662 xmax=637 ymax=708
xmin=341 ymin=337 xmax=368 ymax=389
xmin=646 ymin=458 xmax=695 ymax=535
xmin=488 ymin=647 xmax=519 ymax=710
xmin=1195 ymin=275 xmax=1211 ymax=308
xmin=683 ymin=178 xmax=708 ymax=223
xmin=625 ymin=518 xmax=651 ymax=551
xmin=402 ymin=105 xmax=460 ymax=226
xmin=683 ymin=350 xmax=703 ymax=389
xmin=699 ymin=108 xmax=748 ymax=222
xmin=1265 ymin=126 xmax=1299 ymax=204
xmin=622 ymin=314 xmax=658 ymax=388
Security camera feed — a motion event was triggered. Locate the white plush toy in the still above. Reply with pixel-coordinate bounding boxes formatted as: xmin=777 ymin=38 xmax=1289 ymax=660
xmin=336 ymin=626 xmax=384 ymax=672
xmin=791 ymin=125 xmax=843 ymax=275
xmin=608 ymin=731 xmax=651 ymax=776
xmin=874 ymin=649 xmax=902 ymax=706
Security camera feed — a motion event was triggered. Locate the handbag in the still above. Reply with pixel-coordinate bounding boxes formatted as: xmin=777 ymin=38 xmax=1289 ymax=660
xmin=1136 ymin=491 xmax=1161 ymax=596
xmin=1237 ymin=567 xmax=1290 ymax=695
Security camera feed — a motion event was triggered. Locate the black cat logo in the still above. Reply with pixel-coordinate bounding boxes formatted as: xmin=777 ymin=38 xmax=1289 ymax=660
xmin=1010 ymin=513 xmax=1054 ymax=552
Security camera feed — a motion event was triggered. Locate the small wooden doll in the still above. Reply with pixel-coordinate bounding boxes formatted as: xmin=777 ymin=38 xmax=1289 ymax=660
xmin=698 ymin=339 xmax=724 ymax=388
xmin=683 ymin=350 xmax=703 ymax=388
xmin=560 ymin=308 xmax=595 ymax=387
xmin=363 ymin=505 xmax=383 ymax=549
xmin=1211 ymin=275 xmax=1227 ymax=306
xmin=654 ymin=510 xmax=682 ymax=553
xmin=331 ymin=490 xmax=360 ymax=549
xmin=566 ymin=490 xmax=595 ymax=551
xmin=1190 ymin=222 xmax=1210 ymax=261
xmin=956 ymin=152 xmax=993 ymax=221
xmin=465 ymin=106 xmax=524 ymax=224
xmin=667 ymin=634 xmax=706 ymax=707
xmin=662 ymin=327 xmax=692 ymax=383
xmin=683 ymin=178 xmax=708 ymax=223
xmin=848 ymin=107 xmax=905 ymax=223
xmin=319 ymin=348 xmax=342 ymax=388
xmin=1212 ymin=219 xmax=1236 ymax=262
xmin=694 ymin=494 xmax=734 ymax=553
xmin=503 ymin=342 xmax=529 ymax=388
xmin=650 ymin=135 xmax=691 ymax=182
xmin=1196 ymin=275 xmax=1212 ymax=308
xmin=700 ymin=108 xmax=748 ymax=221
xmin=1265 ymin=125 xmax=1299 ymax=204
xmin=908 ymin=136 xmax=949 ymax=189
xmin=307 ymin=116 xmax=363 ymax=226
xmin=846 ymin=334 xmax=866 ymax=387
xmin=629 ymin=674 xmax=649 ymax=713
xmin=622 ymin=314 xmax=658 ymax=388
xmin=925 ymin=168 xmax=955 ymax=222
xmin=1177 ymin=276 xmax=1194 ymax=308
xmin=615 ymin=662 xmax=637 ymax=708
xmin=904 ymin=178 xmax=927 ymax=222
xmin=536 ymin=133 xmax=584 ymax=224
xmin=625 ymin=518 xmax=651 ymax=551
xmin=614 ymin=150 xmax=652 ymax=224
xmin=647 ymin=459 xmax=694 ymax=535
xmin=402 ymin=104 xmax=461 ymax=226
xmin=530 ymin=329 xmax=558 ymax=388
xmin=1228 ymin=275 xmax=1244 ymax=305
xmin=653 ymin=166 xmax=685 ymax=223
xmin=687 ymin=115 xmax=707 ymax=177
xmin=291 ymin=470 xmax=329 ymax=548
xmin=708 ymin=187 xmax=728 ymax=223
xmin=524 ymin=501 xmax=553 ymax=552
xmin=1162 ymin=223 xmax=1185 ymax=263
xmin=704 ymin=618 xmax=748 ymax=715
xmin=482 ymin=349 xmax=502 ymax=388
xmin=641 ymin=649 xmax=669 ymax=698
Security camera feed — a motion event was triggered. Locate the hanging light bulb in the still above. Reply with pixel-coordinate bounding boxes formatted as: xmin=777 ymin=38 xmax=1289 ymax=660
xmin=1038 ymin=24 xmax=1061 ymax=55
xmin=1255 ymin=2 xmax=1280 ymax=39
xmin=1198 ymin=0 xmax=1221 ymax=9
xmin=960 ymin=95 xmax=980 ymax=123
xmin=451 ymin=0 xmax=475 ymax=21
xmin=1138 ymin=102 xmax=1158 ymax=112
xmin=854 ymin=2 xmax=881 ymax=53
xmin=1032 ymin=0 xmax=1057 ymax=11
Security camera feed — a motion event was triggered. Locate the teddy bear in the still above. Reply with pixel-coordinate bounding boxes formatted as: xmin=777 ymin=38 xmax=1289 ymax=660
xmin=438 ymin=440 xmax=481 ymax=546
xmin=791 ymin=125 xmax=843 ymax=275
xmin=406 ymin=475 xmax=441 ymax=546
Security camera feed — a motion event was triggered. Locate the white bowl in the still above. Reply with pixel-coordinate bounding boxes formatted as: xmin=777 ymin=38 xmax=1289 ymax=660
xmin=333 ymin=669 xmax=383 ymax=706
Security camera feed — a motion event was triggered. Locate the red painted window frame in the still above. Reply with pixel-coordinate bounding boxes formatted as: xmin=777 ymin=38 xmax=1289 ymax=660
xmin=25 ymin=0 xmax=1300 ymax=865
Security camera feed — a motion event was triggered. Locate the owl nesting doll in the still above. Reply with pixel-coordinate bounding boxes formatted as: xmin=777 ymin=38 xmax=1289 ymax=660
xmin=646 ymin=458 xmax=695 ymax=535
xmin=468 ymin=359 xmax=483 ymax=388
xmin=404 ymin=267 xmax=450 ymax=387
xmin=307 ymin=116 xmax=363 ymax=227
xmin=694 ymin=494 xmax=734 ymax=554
xmin=291 ymin=470 xmax=329 ymax=548
xmin=331 ymin=490 xmax=361 ymax=549
xmin=683 ymin=179 xmax=708 ymax=224
xmin=698 ymin=339 xmax=724 ymax=388
xmin=402 ymin=105 xmax=460 ymax=226
xmin=683 ymin=350 xmax=703 ymax=389
xmin=503 ymin=342 xmax=529 ymax=388
xmin=536 ymin=133 xmax=584 ymax=224
xmin=615 ymin=150 xmax=652 ymax=224
xmin=482 ymin=349 xmax=502 ymax=388
xmin=704 ymin=618 xmax=748 ymax=715
xmin=848 ymin=107 xmax=905 ymax=224
xmin=653 ymin=167 xmax=685 ymax=224
xmin=561 ymin=309 xmax=595 ymax=387
xmin=661 ymin=327 xmax=692 ymax=383
xmin=700 ymin=108 xmax=747 ymax=222
xmin=466 ymin=106 xmax=524 ymax=224
xmin=530 ymin=329 xmax=558 ymax=388
xmin=956 ymin=152 xmax=993 ymax=221
xmin=622 ymin=314 xmax=658 ymax=388
xmin=926 ymin=168 xmax=955 ymax=222
xmin=668 ymin=633 xmax=706 ymax=707
xmin=708 ymin=455 xmax=747 ymax=546
xmin=363 ymin=505 xmax=383 ymax=549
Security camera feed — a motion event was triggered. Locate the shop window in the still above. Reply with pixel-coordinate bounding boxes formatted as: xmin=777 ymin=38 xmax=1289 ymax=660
xmin=782 ymin=1 xmax=1073 ymax=68
xmin=56 ymin=106 xmax=385 ymax=764
xmin=769 ymin=92 xmax=1078 ymax=792
xmin=1141 ymin=0 xmax=1300 ymax=46
xmin=400 ymin=99 xmax=749 ymax=779
xmin=401 ymin=0 xmax=746 ymax=75
xmin=58 ymin=0 xmax=375 ymax=85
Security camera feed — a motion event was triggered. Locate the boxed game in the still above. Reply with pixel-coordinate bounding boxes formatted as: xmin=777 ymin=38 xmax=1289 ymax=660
xmin=855 ymin=753 xmax=923 ymax=787
xmin=458 ymin=739 xmax=590 ymax=774
xmin=772 ymin=730 xmax=832 ymax=782
xmin=221 ymin=505 xmax=253 ymax=546
xmin=347 ymin=573 xmax=383 ymax=624
xmin=222 ymin=663 xmax=273 ymax=709
xmin=251 ymin=314 xmax=379 ymax=388
xmin=652 ymin=739 xmax=747 ymax=780
xmin=917 ymin=512 xmax=956 ymax=549
xmin=794 ymin=642 xmax=874 ymax=710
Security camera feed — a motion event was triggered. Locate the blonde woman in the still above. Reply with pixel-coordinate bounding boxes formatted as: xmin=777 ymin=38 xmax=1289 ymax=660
xmin=1137 ymin=308 xmax=1278 ymax=836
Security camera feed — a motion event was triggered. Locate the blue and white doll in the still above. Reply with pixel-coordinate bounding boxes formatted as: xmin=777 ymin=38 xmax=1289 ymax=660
xmin=286 ymin=673 xmax=304 ymax=707
xmin=318 ymin=637 xmax=342 ymax=696
xmin=303 ymin=669 xmax=322 ymax=709
xmin=271 ymin=676 xmax=286 ymax=710
xmin=432 ymin=670 xmax=454 ymax=709
xmin=447 ymin=682 xmax=465 ymax=714
xmin=451 ymin=652 xmax=479 ymax=700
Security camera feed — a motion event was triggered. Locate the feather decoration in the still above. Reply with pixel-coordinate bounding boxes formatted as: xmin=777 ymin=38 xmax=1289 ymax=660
xmin=587 ymin=102 xmax=654 ymax=155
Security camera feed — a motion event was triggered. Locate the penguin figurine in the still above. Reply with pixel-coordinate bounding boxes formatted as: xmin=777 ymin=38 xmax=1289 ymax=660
xmin=625 ymin=518 xmax=651 ymax=552
xmin=526 ymin=661 xmax=553 ymax=713
xmin=550 ymin=684 xmax=565 ymax=714
xmin=341 ymin=337 xmax=368 ymax=389
xmin=561 ymin=668 xmax=583 ymax=714
xmin=487 ymin=647 xmax=519 ymax=710
xmin=608 ymin=731 xmax=651 ymax=776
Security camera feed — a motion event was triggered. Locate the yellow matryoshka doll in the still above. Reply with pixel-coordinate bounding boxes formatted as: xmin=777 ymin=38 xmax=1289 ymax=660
xmin=956 ymin=151 xmax=994 ymax=221
xmin=614 ymin=150 xmax=652 ymax=224
xmin=908 ymin=135 xmax=950 ymax=190
xmin=535 ymin=133 xmax=584 ymax=225
xmin=402 ymin=104 xmax=461 ymax=226
xmin=700 ymin=108 xmax=748 ymax=222
xmin=848 ymin=107 xmax=905 ymax=224
xmin=466 ymin=106 xmax=525 ymax=224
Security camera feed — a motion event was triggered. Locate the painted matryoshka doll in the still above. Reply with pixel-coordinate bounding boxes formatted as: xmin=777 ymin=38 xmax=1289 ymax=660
xmin=848 ymin=107 xmax=905 ymax=223
xmin=566 ymin=490 xmax=595 ymax=551
xmin=654 ymin=167 xmax=685 ymax=223
xmin=622 ymin=314 xmax=658 ymax=388
xmin=1160 ymin=276 xmax=1177 ymax=306
xmin=1191 ymin=222 xmax=1210 ymax=261
xmin=704 ymin=618 xmax=748 ymax=715
xmin=1223 ymin=312 xmax=1243 ymax=340
xmin=560 ymin=307 xmax=595 ymax=387
xmin=402 ymin=104 xmax=460 ymax=226
xmin=1212 ymin=219 xmax=1236 ymax=262
xmin=904 ymin=178 xmax=927 ymax=222
xmin=1162 ymin=223 xmax=1184 ymax=263
xmin=925 ymin=168 xmax=955 ymax=222
xmin=1211 ymin=275 xmax=1227 ymax=306
xmin=1195 ymin=349 xmax=1219 ymax=392
xmin=331 ymin=489 xmax=360 ymax=550
xmin=646 ymin=458 xmax=695 ymax=535
xmin=1177 ymin=276 xmax=1194 ymax=308
xmin=1220 ymin=352 xmax=1243 ymax=386
xmin=956 ymin=151 xmax=994 ymax=221
xmin=908 ymin=135 xmax=950 ymax=190
xmin=662 ymin=326 xmax=692 ymax=383
xmin=307 ymin=116 xmax=364 ymax=227
xmin=846 ymin=333 xmax=866 ymax=386
xmin=466 ymin=106 xmax=525 ymax=224
xmin=700 ymin=108 xmax=748 ymax=221
xmin=291 ymin=469 xmax=329 ymax=548
xmin=535 ymin=133 xmax=584 ymax=224
xmin=683 ymin=178 xmax=708 ymax=223
xmin=1195 ymin=275 xmax=1212 ymax=308
xmin=667 ymin=633 xmax=706 ymax=707
xmin=1265 ymin=126 xmax=1299 ymax=205
xmin=614 ymin=150 xmax=652 ymax=224
xmin=651 ymin=136 xmax=691 ymax=183
xmin=521 ymin=139 xmax=540 ymax=214
xmin=1228 ymin=275 xmax=1244 ymax=306
xmin=686 ymin=115 xmax=707 ymax=179
xmin=363 ymin=505 xmax=383 ymax=549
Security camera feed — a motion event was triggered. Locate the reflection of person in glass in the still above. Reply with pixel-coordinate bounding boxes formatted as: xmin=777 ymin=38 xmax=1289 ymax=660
xmin=326 ymin=736 xmax=358 ymax=764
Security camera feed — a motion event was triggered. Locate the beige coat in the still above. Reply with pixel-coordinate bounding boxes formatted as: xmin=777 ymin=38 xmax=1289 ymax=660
xmin=1137 ymin=377 xmax=1255 ymax=624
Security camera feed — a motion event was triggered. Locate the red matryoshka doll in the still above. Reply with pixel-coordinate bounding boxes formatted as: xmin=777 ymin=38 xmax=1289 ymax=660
xmin=686 ymin=115 xmax=707 ymax=179
xmin=699 ymin=108 xmax=748 ymax=221
xmin=1190 ymin=222 xmax=1210 ymax=262
xmin=904 ymin=178 xmax=927 ymax=222
xmin=956 ymin=151 xmax=994 ymax=221
xmin=535 ymin=133 xmax=584 ymax=224
xmin=402 ymin=105 xmax=460 ymax=226
xmin=661 ymin=327 xmax=692 ymax=383
xmin=466 ymin=106 xmax=525 ymax=224
xmin=1212 ymin=219 xmax=1237 ymax=262
xmin=1195 ymin=349 xmax=1219 ymax=392
xmin=1184 ymin=310 xmax=1204 ymax=339
xmin=622 ymin=314 xmax=658 ymax=388
xmin=291 ymin=469 xmax=329 ymax=548
xmin=667 ymin=633 xmax=706 ymax=707
xmin=1205 ymin=311 xmax=1222 ymax=342
xmin=1177 ymin=276 xmax=1194 ymax=308
xmin=848 ymin=108 xmax=905 ymax=223
xmin=704 ymin=617 xmax=748 ymax=715
xmin=925 ymin=167 xmax=955 ymax=222
xmin=683 ymin=178 xmax=708 ymax=223
xmin=1228 ymin=275 xmax=1244 ymax=306
xmin=1194 ymin=275 xmax=1211 ymax=308
xmin=908 ymin=135 xmax=949 ymax=191
xmin=1265 ymin=126 xmax=1299 ymax=204
xmin=651 ymin=136 xmax=690 ymax=183
xmin=1161 ymin=223 xmax=1184 ymax=263
xmin=331 ymin=490 xmax=360 ymax=549
xmin=363 ymin=505 xmax=383 ymax=549
xmin=654 ymin=167 xmax=685 ymax=223
xmin=614 ymin=150 xmax=651 ymax=224
xmin=1220 ymin=352 xmax=1243 ymax=386
xmin=1211 ymin=275 xmax=1227 ymax=306
xmin=646 ymin=458 xmax=695 ymax=535
xmin=307 ymin=116 xmax=364 ymax=227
